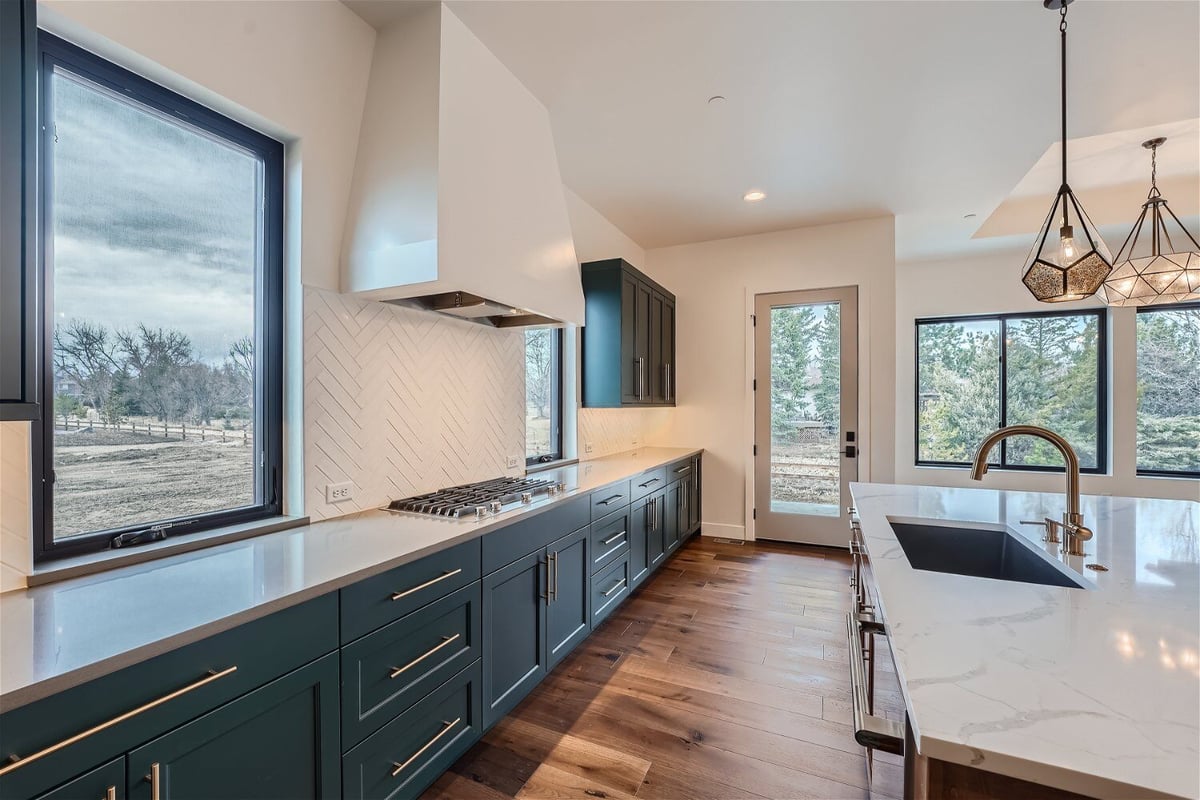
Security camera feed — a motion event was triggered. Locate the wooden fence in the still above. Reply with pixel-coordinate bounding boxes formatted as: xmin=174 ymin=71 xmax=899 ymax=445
xmin=54 ymin=416 xmax=251 ymax=444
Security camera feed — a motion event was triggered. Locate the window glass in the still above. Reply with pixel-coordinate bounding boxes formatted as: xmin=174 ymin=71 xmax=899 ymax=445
xmin=525 ymin=329 xmax=561 ymax=463
xmin=916 ymin=319 xmax=1000 ymax=464
xmin=1136 ymin=304 xmax=1200 ymax=476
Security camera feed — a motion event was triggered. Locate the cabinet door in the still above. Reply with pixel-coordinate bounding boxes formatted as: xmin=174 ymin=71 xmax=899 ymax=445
xmin=481 ymin=550 xmax=546 ymax=727
xmin=664 ymin=482 xmax=681 ymax=555
xmin=644 ymin=494 xmax=665 ymax=572
xmin=633 ymin=280 xmax=652 ymax=403
xmin=546 ymin=527 xmax=590 ymax=669
xmin=628 ymin=499 xmax=649 ymax=589
xmin=619 ymin=273 xmax=638 ymax=404
xmin=662 ymin=297 xmax=676 ymax=406
xmin=0 ymin=0 xmax=37 ymax=419
xmin=35 ymin=758 xmax=124 ymax=800
xmin=649 ymin=292 xmax=666 ymax=403
xmin=126 ymin=653 xmax=340 ymax=800
xmin=688 ymin=456 xmax=701 ymax=532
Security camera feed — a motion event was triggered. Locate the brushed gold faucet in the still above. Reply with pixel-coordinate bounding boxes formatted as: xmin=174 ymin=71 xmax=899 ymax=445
xmin=970 ymin=425 xmax=1093 ymax=557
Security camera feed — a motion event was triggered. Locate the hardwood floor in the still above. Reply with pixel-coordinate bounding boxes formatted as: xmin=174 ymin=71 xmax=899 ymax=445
xmin=422 ymin=536 xmax=906 ymax=800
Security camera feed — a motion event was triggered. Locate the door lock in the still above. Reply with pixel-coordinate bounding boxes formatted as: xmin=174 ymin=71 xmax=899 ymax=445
xmin=840 ymin=445 xmax=857 ymax=458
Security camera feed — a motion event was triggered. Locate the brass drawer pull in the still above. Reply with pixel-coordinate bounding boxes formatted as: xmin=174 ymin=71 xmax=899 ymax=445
xmin=597 ymin=494 xmax=624 ymax=506
xmin=0 ymin=666 xmax=237 ymax=777
xmin=148 ymin=762 xmax=161 ymax=800
xmin=602 ymin=578 xmax=627 ymax=597
xmin=601 ymin=530 xmax=627 ymax=546
xmin=105 ymin=787 xmax=117 ymax=800
xmin=391 ymin=569 xmax=462 ymax=601
xmin=391 ymin=717 xmax=461 ymax=777
xmin=389 ymin=634 xmax=461 ymax=679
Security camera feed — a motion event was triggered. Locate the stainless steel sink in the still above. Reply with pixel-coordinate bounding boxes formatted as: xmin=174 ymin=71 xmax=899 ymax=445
xmin=888 ymin=520 xmax=1087 ymax=589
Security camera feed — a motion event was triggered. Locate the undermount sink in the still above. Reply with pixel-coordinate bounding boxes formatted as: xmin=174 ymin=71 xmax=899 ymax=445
xmin=889 ymin=520 xmax=1087 ymax=589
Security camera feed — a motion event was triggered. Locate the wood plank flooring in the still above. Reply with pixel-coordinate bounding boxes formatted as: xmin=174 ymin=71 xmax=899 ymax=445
xmin=422 ymin=536 xmax=906 ymax=800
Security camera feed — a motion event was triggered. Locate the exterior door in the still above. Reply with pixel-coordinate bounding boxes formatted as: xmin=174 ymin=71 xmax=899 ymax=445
xmin=753 ymin=287 xmax=858 ymax=546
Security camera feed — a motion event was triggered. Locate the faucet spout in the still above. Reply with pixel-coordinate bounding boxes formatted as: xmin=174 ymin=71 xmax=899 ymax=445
xmin=969 ymin=425 xmax=1091 ymax=555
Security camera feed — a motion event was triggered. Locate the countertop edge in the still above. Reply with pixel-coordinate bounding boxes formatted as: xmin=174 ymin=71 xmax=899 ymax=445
xmin=0 ymin=447 xmax=703 ymax=712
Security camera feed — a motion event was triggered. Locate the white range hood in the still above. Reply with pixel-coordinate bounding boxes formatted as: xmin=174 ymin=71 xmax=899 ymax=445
xmin=340 ymin=4 xmax=584 ymax=327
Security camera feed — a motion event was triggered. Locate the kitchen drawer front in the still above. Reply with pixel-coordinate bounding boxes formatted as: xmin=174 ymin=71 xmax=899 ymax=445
xmin=33 ymin=757 xmax=124 ymax=800
xmin=589 ymin=507 xmax=630 ymax=575
xmin=591 ymin=555 xmax=630 ymax=627
xmin=341 ymin=540 xmax=481 ymax=643
xmin=589 ymin=480 xmax=630 ymax=519
xmin=629 ymin=468 xmax=667 ymax=502
xmin=481 ymin=496 xmax=589 ymax=575
xmin=343 ymin=660 xmax=482 ymax=800
xmin=667 ymin=458 xmax=694 ymax=483
xmin=342 ymin=582 xmax=481 ymax=749
xmin=0 ymin=594 xmax=337 ymax=800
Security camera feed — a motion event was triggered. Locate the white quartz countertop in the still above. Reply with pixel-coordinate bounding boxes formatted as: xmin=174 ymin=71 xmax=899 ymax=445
xmin=0 ymin=447 xmax=700 ymax=712
xmin=850 ymin=482 xmax=1200 ymax=800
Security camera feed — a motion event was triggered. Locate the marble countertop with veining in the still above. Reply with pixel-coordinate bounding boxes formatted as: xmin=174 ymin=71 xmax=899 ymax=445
xmin=0 ymin=447 xmax=700 ymax=712
xmin=850 ymin=482 xmax=1199 ymax=800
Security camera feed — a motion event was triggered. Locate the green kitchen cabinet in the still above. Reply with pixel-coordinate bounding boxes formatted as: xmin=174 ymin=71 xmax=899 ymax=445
xmin=665 ymin=480 xmax=683 ymax=555
xmin=126 ymin=653 xmax=341 ymax=800
xmin=545 ymin=526 xmax=591 ymax=669
xmin=33 ymin=758 xmax=124 ymax=800
xmin=581 ymin=259 xmax=676 ymax=408
xmin=481 ymin=549 xmax=547 ymax=727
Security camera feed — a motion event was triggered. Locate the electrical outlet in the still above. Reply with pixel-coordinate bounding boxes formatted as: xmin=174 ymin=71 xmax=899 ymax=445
xmin=325 ymin=482 xmax=354 ymax=503
xmin=506 ymin=455 xmax=520 ymax=469
xmin=584 ymin=442 xmax=594 ymax=454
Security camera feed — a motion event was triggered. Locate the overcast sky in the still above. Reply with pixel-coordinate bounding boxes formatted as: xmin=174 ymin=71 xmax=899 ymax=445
xmin=51 ymin=68 xmax=260 ymax=363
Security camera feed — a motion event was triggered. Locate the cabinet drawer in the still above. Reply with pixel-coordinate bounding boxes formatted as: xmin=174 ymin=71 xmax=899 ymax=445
xmin=481 ymin=496 xmax=589 ymax=575
xmin=668 ymin=458 xmax=694 ymax=482
xmin=33 ymin=757 xmax=124 ymax=800
xmin=342 ymin=582 xmax=481 ymax=749
xmin=630 ymin=468 xmax=667 ymax=501
xmin=591 ymin=556 xmax=630 ymax=627
xmin=589 ymin=507 xmax=630 ymax=575
xmin=343 ymin=660 xmax=482 ymax=800
xmin=341 ymin=540 xmax=480 ymax=643
xmin=589 ymin=481 xmax=630 ymax=519
xmin=0 ymin=594 xmax=337 ymax=800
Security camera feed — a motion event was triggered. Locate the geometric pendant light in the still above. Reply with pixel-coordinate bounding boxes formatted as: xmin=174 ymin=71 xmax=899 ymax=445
xmin=1021 ymin=0 xmax=1113 ymax=303
xmin=1099 ymin=137 xmax=1200 ymax=307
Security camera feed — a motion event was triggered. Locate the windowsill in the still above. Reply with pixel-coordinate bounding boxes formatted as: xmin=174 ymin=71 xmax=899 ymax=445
xmin=28 ymin=515 xmax=310 ymax=587
xmin=527 ymin=457 xmax=579 ymax=474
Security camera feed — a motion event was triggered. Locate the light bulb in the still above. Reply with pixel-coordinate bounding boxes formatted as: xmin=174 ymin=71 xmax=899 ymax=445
xmin=1059 ymin=224 xmax=1076 ymax=266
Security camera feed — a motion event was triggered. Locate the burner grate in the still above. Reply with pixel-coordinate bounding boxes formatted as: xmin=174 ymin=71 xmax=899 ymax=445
xmin=388 ymin=476 xmax=561 ymax=517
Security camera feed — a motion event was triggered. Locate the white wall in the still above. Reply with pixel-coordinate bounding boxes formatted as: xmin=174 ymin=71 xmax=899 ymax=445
xmin=646 ymin=217 xmax=898 ymax=540
xmin=0 ymin=423 xmax=32 ymax=593
xmin=895 ymin=249 xmax=1199 ymax=502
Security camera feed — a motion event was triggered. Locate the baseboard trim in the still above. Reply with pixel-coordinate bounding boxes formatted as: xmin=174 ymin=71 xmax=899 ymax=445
xmin=699 ymin=522 xmax=746 ymax=541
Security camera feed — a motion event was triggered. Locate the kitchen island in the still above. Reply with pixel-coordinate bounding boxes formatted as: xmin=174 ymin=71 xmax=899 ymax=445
xmin=850 ymin=482 xmax=1199 ymax=800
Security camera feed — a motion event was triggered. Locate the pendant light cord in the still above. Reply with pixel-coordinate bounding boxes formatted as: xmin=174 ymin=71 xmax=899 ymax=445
xmin=1059 ymin=4 xmax=1069 ymax=227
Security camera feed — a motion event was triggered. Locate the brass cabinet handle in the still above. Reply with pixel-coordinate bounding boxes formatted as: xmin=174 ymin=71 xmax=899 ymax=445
xmin=391 ymin=569 xmax=462 ymax=601
xmin=148 ymin=762 xmax=161 ymax=800
xmin=105 ymin=787 xmax=117 ymax=800
xmin=601 ymin=530 xmax=626 ymax=546
xmin=0 ymin=666 xmax=237 ymax=777
xmin=597 ymin=494 xmax=623 ymax=506
xmin=391 ymin=718 xmax=461 ymax=777
xmin=603 ymin=578 xmax=627 ymax=597
xmin=389 ymin=634 xmax=461 ymax=679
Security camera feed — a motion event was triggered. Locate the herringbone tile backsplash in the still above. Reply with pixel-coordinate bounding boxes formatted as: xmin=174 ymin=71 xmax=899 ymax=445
xmin=304 ymin=287 xmax=526 ymax=520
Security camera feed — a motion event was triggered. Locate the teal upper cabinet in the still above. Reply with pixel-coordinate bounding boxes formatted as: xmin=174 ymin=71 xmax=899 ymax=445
xmin=581 ymin=259 xmax=676 ymax=408
xmin=0 ymin=0 xmax=39 ymax=420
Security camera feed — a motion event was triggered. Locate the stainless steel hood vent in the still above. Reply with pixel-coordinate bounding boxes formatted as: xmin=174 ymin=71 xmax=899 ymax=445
xmin=387 ymin=292 xmax=559 ymax=328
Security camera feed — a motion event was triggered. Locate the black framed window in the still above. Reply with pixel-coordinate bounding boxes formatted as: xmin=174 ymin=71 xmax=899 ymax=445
xmin=1136 ymin=302 xmax=1199 ymax=478
xmin=915 ymin=309 xmax=1107 ymax=473
xmin=525 ymin=328 xmax=563 ymax=465
xmin=33 ymin=33 xmax=284 ymax=561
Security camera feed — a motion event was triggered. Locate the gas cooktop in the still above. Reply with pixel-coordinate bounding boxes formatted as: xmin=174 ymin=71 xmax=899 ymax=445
xmin=386 ymin=476 xmax=566 ymax=519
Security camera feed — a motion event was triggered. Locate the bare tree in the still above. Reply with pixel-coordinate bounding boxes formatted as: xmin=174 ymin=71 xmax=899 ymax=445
xmin=118 ymin=325 xmax=194 ymax=422
xmin=54 ymin=319 xmax=120 ymax=412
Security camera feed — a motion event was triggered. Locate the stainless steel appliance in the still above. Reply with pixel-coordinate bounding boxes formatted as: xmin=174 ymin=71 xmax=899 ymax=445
xmin=386 ymin=476 xmax=566 ymax=519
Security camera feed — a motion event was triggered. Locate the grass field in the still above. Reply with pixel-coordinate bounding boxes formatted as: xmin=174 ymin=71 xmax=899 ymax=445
xmin=53 ymin=426 xmax=254 ymax=538
xmin=769 ymin=434 xmax=840 ymax=508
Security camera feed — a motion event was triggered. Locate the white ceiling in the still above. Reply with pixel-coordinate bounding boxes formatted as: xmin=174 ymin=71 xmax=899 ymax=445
xmin=347 ymin=0 xmax=1200 ymax=263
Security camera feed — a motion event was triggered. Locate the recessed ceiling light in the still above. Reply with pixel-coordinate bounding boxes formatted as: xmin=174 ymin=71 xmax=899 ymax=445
xmin=743 ymin=190 xmax=766 ymax=203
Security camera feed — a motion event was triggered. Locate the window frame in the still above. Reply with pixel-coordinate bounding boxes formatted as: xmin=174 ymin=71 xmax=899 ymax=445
xmin=913 ymin=308 xmax=1108 ymax=475
xmin=32 ymin=32 xmax=285 ymax=562
xmin=1134 ymin=301 xmax=1200 ymax=480
xmin=526 ymin=328 xmax=564 ymax=467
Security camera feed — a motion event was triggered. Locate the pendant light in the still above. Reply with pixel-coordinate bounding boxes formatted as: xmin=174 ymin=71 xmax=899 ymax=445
xmin=1099 ymin=137 xmax=1200 ymax=307
xmin=1021 ymin=0 xmax=1112 ymax=303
